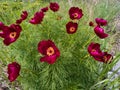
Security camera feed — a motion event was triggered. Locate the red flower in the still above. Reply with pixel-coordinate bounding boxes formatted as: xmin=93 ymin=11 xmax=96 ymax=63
xmin=89 ymin=21 xmax=95 ymax=27
xmin=21 ymin=11 xmax=28 ymax=20
xmin=88 ymin=42 xmax=113 ymax=63
xmin=38 ymin=40 xmax=60 ymax=64
xmin=66 ymin=21 xmax=78 ymax=34
xmin=0 ymin=24 xmax=22 ymax=46
xmin=95 ymin=18 xmax=107 ymax=26
xmin=94 ymin=25 xmax=108 ymax=39
xmin=49 ymin=2 xmax=59 ymax=12
xmin=88 ymin=42 xmax=102 ymax=57
xmin=29 ymin=11 xmax=44 ymax=24
xmin=7 ymin=62 xmax=21 ymax=82
xmin=16 ymin=11 xmax=28 ymax=24
xmin=93 ymin=52 xmax=113 ymax=63
xmin=41 ymin=7 xmax=48 ymax=12
xmin=16 ymin=19 xmax=23 ymax=25
xmin=69 ymin=7 xmax=83 ymax=20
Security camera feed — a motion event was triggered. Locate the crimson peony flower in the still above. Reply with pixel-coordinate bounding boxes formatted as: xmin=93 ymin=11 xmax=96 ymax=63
xmin=0 ymin=24 xmax=22 ymax=46
xmin=95 ymin=18 xmax=107 ymax=26
xmin=41 ymin=7 xmax=49 ymax=12
xmin=66 ymin=21 xmax=78 ymax=34
xmin=93 ymin=52 xmax=113 ymax=63
xmin=69 ymin=7 xmax=83 ymax=20
xmin=94 ymin=25 xmax=108 ymax=39
xmin=38 ymin=40 xmax=60 ymax=64
xmin=88 ymin=42 xmax=113 ymax=63
xmin=49 ymin=2 xmax=59 ymax=12
xmin=88 ymin=42 xmax=102 ymax=57
xmin=16 ymin=11 xmax=28 ymax=24
xmin=29 ymin=11 xmax=44 ymax=24
xmin=7 ymin=62 xmax=21 ymax=82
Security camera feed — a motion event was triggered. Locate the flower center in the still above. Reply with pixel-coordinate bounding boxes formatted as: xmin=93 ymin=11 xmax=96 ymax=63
xmin=74 ymin=13 xmax=78 ymax=18
xmin=47 ymin=47 xmax=55 ymax=56
xmin=103 ymin=56 xmax=107 ymax=61
xmin=9 ymin=32 xmax=17 ymax=38
xmin=91 ymin=49 xmax=96 ymax=52
xmin=70 ymin=27 xmax=75 ymax=32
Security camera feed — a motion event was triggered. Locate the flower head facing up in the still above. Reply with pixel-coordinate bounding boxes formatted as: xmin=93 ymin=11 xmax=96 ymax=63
xmin=0 ymin=24 xmax=22 ymax=46
xmin=41 ymin=7 xmax=49 ymax=12
xmin=49 ymin=2 xmax=60 ymax=12
xmin=66 ymin=21 xmax=78 ymax=34
xmin=95 ymin=18 xmax=107 ymax=26
xmin=7 ymin=62 xmax=21 ymax=82
xmin=69 ymin=7 xmax=83 ymax=20
xmin=29 ymin=11 xmax=44 ymax=24
xmin=88 ymin=42 xmax=102 ymax=57
xmin=38 ymin=40 xmax=60 ymax=64
xmin=94 ymin=25 xmax=108 ymax=39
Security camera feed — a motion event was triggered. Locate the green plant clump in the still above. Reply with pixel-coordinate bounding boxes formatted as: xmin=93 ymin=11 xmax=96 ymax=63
xmin=0 ymin=0 xmax=120 ymax=90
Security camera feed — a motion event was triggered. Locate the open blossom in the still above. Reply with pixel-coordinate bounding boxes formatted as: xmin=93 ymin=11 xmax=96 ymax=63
xmin=88 ymin=42 xmax=102 ymax=57
xmin=49 ymin=2 xmax=59 ymax=12
xmin=38 ymin=40 xmax=60 ymax=64
xmin=66 ymin=21 xmax=78 ymax=34
xmin=94 ymin=25 xmax=108 ymax=39
xmin=69 ymin=7 xmax=83 ymax=20
xmin=95 ymin=18 xmax=107 ymax=26
xmin=7 ymin=62 xmax=21 ymax=82
xmin=88 ymin=42 xmax=113 ymax=63
xmin=41 ymin=7 xmax=48 ymax=12
xmin=93 ymin=52 xmax=113 ymax=63
xmin=29 ymin=11 xmax=44 ymax=24
xmin=16 ymin=11 xmax=28 ymax=24
xmin=0 ymin=24 xmax=22 ymax=46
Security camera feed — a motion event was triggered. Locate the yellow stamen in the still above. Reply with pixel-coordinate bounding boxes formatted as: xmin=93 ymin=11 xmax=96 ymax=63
xmin=47 ymin=47 xmax=55 ymax=56
xmin=103 ymin=56 xmax=107 ymax=61
xmin=70 ymin=27 xmax=75 ymax=32
xmin=91 ymin=49 xmax=96 ymax=52
xmin=9 ymin=32 xmax=17 ymax=38
xmin=74 ymin=13 xmax=78 ymax=18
